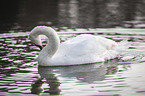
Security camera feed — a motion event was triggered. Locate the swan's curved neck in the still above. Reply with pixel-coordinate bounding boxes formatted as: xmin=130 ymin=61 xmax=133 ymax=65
xmin=32 ymin=27 xmax=60 ymax=61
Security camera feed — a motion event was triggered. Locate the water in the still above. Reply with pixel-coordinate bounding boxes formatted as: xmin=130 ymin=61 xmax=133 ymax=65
xmin=1 ymin=0 xmax=145 ymax=32
xmin=0 ymin=0 xmax=145 ymax=96
xmin=0 ymin=28 xmax=145 ymax=96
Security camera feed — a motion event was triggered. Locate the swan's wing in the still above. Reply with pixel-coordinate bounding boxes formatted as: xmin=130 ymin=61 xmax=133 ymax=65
xmin=55 ymin=34 xmax=118 ymax=58
xmin=52 ymin=34 xmax=118 ymax=65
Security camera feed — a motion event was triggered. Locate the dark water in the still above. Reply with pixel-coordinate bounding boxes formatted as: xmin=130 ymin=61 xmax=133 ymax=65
xmin=0 ymin=0 xmax=145 ymax=96
xmin=0 ymin=0 xmax=145 ymax=32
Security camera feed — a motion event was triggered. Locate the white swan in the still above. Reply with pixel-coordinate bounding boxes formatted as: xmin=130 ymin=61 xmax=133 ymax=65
xmin=29 ymin=26 xmax=119 ymax=66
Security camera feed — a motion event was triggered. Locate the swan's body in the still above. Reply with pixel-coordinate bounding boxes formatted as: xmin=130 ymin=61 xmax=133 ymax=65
xmin=29 ymin=26 xmax=119 ymax=66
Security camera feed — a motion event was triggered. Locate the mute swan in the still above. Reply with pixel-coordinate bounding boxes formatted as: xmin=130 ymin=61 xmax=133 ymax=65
xmin=29 ymin=26 xmax=119 ymax=66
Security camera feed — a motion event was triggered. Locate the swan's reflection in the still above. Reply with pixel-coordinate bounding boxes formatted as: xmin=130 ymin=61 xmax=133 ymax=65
xmin=31 ymin=78 xmax=43 ymax=95
xmin=44 ymin=73 xmax=61 ymax=95
xmin=31 ymin=59 xmax=119 ymax=95
xmin=31 ymin=75 xmax=61 ymax=95
xmin=38 ymin=59 xmax=119 ymax=83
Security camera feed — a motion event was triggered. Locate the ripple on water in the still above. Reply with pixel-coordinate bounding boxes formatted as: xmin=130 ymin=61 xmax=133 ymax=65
xmin=1 ymin=29 xmax=145 ymax=96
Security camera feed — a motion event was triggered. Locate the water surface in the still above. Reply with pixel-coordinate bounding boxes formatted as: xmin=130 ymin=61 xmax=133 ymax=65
xmin=0 ymin=0 xmax=145 ymax=96
xmin=0 ymin=28 xmax=145 ymax=96
xmin=0 ymin=0 xmax=145 ymax=32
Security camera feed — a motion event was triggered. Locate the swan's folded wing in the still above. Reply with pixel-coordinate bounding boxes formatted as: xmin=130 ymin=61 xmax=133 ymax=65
xmin=52 ymin=34 xmax=119 ymax=65
xmin=56 ymin=36 xmax=108 ymax=58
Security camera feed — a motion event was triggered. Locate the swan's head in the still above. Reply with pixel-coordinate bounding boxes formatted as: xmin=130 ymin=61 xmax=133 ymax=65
xmin=29 ymin=32 xmax=43 ymax=50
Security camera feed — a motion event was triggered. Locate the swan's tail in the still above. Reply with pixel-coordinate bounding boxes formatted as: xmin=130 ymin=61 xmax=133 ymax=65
xmin=104 ymin=39 xmax=129 ymax=60
xmin=116 ymin=39 xmax=131 ymax=60
xmin=117 ymin=39 xmax=129 ymax=52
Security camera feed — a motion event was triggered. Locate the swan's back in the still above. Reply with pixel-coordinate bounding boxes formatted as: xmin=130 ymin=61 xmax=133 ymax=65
xmin=52 ymin=34 xmax=118 ymax=65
